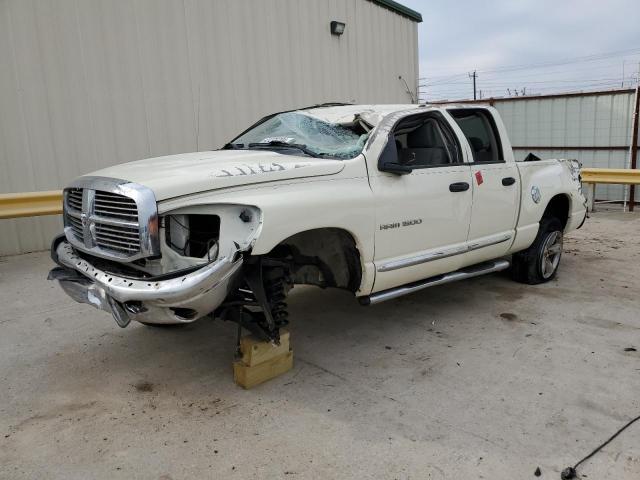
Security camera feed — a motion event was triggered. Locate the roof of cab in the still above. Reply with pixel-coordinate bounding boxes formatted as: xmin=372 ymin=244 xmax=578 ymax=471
xmin=302 ymin=103 xmax=443 ymax=127
xmin=299 ymin=103 xmax=494 ymax=129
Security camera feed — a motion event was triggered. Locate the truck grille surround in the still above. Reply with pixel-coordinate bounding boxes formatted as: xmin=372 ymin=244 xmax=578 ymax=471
xmin=63 ymin=176 xmax=159 ymax=262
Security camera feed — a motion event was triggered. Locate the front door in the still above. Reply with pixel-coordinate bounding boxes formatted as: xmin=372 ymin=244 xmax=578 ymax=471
xmin=369 ymin=111 xmax=473 ymax=293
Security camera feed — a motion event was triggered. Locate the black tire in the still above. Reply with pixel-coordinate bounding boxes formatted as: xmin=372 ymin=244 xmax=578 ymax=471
xmin=511 ymin=216 xmax=563 ymax=285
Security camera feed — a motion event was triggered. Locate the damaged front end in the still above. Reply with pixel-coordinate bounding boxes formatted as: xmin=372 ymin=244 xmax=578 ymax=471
xmin=49 ymin=176 xmax=261 ymax=330
xmin=49 ymin=236 xmax=242 ymax=327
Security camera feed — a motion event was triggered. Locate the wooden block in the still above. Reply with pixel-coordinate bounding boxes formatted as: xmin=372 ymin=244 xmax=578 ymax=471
xmin=233 ymin=330 xmax=293 ymax=389
xmin=233 ymin=351 xmax=293 ymax=389
xmin=240 ymin=330 xmax=290 ymax=367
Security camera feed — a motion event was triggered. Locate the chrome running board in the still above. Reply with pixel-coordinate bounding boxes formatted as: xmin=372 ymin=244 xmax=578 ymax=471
xmin=360 ymin=259 xmax=510 ymax=305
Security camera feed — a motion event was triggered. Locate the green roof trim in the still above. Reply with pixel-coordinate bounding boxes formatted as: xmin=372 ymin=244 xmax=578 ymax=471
xmin=370 ymin=0 xmax=423 ymax=22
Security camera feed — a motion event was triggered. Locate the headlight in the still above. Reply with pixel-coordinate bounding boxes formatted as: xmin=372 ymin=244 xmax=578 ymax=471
xmin=164 ymin=214 xmax=220 ymax=260
xmin=161 ymin=205 xmax=262 ymax=262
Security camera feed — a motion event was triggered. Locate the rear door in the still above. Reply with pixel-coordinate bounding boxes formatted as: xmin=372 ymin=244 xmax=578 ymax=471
xmin=449 ymin=108 xmax=519 ymax=264
xmin=369 ymin=111 xmax=473 ymax=293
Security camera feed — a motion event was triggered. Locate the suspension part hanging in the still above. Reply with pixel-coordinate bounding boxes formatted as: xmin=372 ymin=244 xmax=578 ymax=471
xmin=218 ymin=257 xmax=292 ymax=343
xmin=264 ymin=267 xmax=289 ymax=328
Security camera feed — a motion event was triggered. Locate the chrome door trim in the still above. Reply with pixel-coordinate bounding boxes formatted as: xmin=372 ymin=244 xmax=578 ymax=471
xmin=376 ymin=232 xmax=512 ymax=273
xmin=466 ymin=232 xmax=512 ymax=251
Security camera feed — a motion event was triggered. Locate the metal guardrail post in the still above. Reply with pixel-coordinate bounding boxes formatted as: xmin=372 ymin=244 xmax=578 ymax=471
xmin=585 ymin=183 xmax=596 ymax=212
xmin=628 ymin=84 xmax=639 ymax=212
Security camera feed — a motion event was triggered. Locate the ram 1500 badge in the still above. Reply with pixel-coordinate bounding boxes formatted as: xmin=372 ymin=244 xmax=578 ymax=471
xmin=49 ymin=103 xmax=587 ymax=341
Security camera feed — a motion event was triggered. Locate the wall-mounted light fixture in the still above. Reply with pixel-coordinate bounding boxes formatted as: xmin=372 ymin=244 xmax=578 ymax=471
xmin=330 ymin=21 xmax=346 ymax=36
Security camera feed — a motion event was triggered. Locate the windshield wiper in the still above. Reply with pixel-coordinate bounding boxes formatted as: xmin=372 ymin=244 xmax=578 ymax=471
xmin=222 ymin=143 xmax=244 ymax=150
xmin=247 ymin=141 xmax=320 ymax=158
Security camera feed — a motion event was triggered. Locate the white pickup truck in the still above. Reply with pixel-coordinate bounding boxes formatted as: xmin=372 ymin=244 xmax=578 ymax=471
xmin=50 ymin=103 xmax=586 ymax=341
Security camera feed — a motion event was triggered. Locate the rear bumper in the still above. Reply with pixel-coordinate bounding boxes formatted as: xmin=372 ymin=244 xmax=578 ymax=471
xmin=49 ymin=237 xmax=242 ymax=326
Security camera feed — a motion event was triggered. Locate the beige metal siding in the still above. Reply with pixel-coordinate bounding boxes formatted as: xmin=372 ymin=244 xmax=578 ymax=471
xmin=494 ymin=91 xmax=637 ymax=201
xmin=0 ymin=0 xmax=419 ymax=255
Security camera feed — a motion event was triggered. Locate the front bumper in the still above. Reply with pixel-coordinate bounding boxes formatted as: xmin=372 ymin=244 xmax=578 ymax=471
xmin=49 ymin=237 xmax=242 ymax=327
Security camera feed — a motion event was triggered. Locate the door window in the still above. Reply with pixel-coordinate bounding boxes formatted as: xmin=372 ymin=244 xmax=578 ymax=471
xmin=392 ymin=114 xmax=462 ymax=167
xmin=449 ymin=109 xmax=503 ymax=163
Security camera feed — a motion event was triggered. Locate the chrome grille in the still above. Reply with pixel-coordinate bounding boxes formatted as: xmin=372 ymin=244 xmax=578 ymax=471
xmin=63 ymin=177 xmax=159 ymax=261
xmin=94 ymin=191 xmax=138 ymax=221
xmin=67 ymin=214 xmax=84 ymax=241
xmin=94 ymin=224 xmax=140 ymax=254
xmin=67 ymin=188 xmax=83 ymax=211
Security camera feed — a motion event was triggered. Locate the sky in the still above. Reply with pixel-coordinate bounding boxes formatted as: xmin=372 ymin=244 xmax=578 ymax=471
xmin=399 ymin=0 xmax=640 ymax=101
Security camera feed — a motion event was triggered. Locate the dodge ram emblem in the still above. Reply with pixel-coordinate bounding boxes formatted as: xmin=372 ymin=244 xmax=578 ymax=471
xmin=88 ymin=221 xmax=97 ymax=242
xmin=531 ymin=186 xmax=541 ymax=204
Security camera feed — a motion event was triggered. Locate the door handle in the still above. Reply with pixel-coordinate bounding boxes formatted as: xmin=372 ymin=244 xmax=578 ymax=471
xmin=449 ymin=182 xmax=470 ymax=192
xmin=502 ymin=177 xmax=516 ymax=186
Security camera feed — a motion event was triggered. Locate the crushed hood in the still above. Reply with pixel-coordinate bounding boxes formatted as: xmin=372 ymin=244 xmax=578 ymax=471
xmin=84 ymin=150 xmax=345 ymax=201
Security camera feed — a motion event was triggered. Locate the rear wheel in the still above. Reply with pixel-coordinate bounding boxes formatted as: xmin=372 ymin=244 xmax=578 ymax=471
xmin=511 ymin=216 xmax=563 ymax=284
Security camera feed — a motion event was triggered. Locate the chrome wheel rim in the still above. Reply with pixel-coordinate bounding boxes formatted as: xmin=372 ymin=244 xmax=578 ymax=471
xmin=540 ymin=230 xmax=563 ymax=279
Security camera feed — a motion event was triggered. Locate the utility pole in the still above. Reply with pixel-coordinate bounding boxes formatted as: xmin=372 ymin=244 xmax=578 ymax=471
xmin=469 ymin=71 xmax=477 ymax=100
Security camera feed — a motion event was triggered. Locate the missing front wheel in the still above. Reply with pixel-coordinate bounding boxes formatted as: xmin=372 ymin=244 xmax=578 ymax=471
xmin=217 ymin=257 xmax=292 ymax=343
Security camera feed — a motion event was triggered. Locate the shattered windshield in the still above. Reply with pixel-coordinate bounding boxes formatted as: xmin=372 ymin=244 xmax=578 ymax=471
xmin=228 ymin=111 xmax=370 ymax=159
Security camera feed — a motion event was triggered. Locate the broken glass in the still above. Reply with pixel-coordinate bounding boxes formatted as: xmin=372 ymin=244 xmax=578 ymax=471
xmin=232 ymin=112 xmax=369 ymax=159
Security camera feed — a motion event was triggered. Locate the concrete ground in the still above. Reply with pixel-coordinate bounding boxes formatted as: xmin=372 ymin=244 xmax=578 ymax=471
xmin=1 ymin=209 xmax=639 ymax=480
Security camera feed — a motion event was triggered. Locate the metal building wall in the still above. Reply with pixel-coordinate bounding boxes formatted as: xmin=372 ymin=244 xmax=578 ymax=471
xmin=491 ymin=90 xmax=638 ymax=202
xmin=0 ymin=0 xmax=419 ymax=256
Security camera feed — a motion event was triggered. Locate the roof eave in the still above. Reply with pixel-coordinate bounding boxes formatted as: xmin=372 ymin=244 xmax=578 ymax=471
xmin=369 ymin=0 xmax=423 ymax=23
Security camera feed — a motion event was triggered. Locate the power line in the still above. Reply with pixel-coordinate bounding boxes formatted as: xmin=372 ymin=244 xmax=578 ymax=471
xmin=419 ymin=82 xmax=632 ymax=102
xmin=421 ymin=80 xmax=634 ymax=96
xmin=420 ymin=79 xmax=628 ymax=93
xmin=418 ymin=47 xmax=640 ymax=86
xmin=418 ymin=50 xmax=640 ymax=101
xmin=419 ymin=47 xmax=640 ymax=79
xmin=418 ymin=76 xmax=630 ymax=89
xmin=423 ymin=61 xmax=640 ymax=86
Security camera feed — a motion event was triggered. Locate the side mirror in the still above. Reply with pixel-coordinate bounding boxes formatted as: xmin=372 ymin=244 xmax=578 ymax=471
xmin=380 ymin=162 xmax=413 ymax=174
xmin=378 ymin=136 xmax=412 ymax=175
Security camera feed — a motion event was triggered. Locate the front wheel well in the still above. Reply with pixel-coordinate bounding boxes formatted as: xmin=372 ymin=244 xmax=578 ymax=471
xmin=263 ymin=228 xmax=362 ymax=293
xmin=542 ymin=194 xmax=570 ymax=229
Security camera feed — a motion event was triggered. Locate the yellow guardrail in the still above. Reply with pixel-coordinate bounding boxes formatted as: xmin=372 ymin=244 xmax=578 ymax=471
xmin=580 ymin=168 xmax=640 ymax=212
xmin=0 ymin=167 xmax=638 ymax=219
xmin=0 ymin=190 xmax=63 ymax=219
xmin=580 ymin=168 xmax=640 ymax=185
